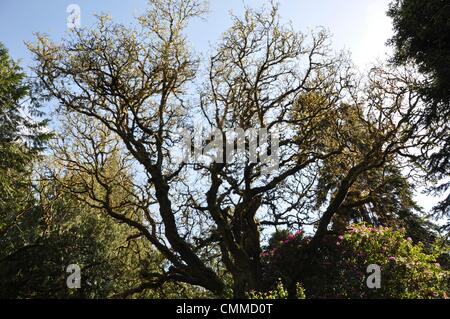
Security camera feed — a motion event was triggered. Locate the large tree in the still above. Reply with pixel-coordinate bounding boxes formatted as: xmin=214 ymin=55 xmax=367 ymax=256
xmin=29 ymin=0 xmax=427 ymax=297
xmin=0 ymin=42 xmax=49 ymax=270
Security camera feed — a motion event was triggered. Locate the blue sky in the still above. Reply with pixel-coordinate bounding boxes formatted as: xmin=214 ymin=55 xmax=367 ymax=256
xmin=0 ymin=0 xmax=393 ymax=70
xmin=2 ymin=0 xmax=438 ymax=211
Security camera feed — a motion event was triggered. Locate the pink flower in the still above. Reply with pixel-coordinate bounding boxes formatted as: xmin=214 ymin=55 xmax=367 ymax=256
xmin=295 ymin=229 xmax=304 ymax=236
xmin=407 ymin=237 xmax=412 ymax=241
xmin=336 ymin=241 xmax=341 ymax=246
xmin=288 ymin=233 xmax=296 ymax=240
xmin=388 ymin=256 xmax=397 ymax=262
xmin=338 ymin=235 xmax=344 ymax=241
xmin=282 ymin=239 xmax=290 ymax=245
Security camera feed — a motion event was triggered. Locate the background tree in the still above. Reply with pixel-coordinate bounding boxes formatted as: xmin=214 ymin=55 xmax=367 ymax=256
xmin=312 ymin=102 xmax=437 ymax=244
xmin=388 ymin=0 xmax=450 ymax=232
xmin=0 ymin=41 xmax=50 ymax=286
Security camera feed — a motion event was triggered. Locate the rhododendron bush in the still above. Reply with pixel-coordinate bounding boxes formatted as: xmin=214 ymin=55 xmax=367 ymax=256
xmin=259 ymin=224 xmax=449 ymax=298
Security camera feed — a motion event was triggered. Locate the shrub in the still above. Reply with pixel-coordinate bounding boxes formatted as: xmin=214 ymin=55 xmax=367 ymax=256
xmin=261 ymin=224 xmax=449 ymax=298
